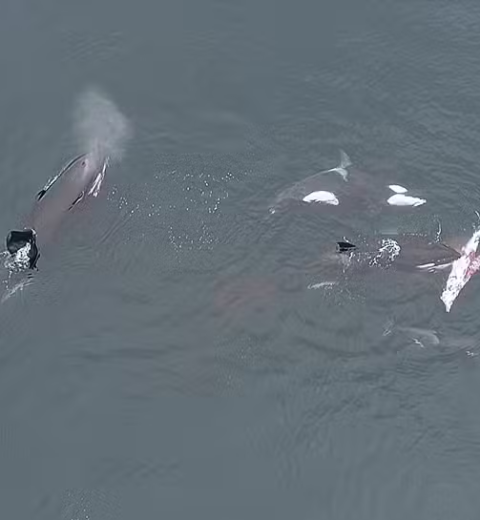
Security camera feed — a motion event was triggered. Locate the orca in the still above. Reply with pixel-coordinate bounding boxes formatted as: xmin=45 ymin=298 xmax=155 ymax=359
xmin=269 ymin=151 xmax=427 ymax=215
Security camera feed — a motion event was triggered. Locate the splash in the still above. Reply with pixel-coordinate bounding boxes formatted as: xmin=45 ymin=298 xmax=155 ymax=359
xmin=3 ymin=245 xmax=32 ymax=272
xmin=1 ymin=276 xmax=33 ymax=303
xmin=369 ymin=238 xmax=401 ymax=267
xmin=73 ymin=87 xmax=132 ymax=164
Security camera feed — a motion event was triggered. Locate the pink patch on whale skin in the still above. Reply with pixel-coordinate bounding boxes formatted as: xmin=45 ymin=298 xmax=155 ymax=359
xmin=466 ymin=253 xmax=480 ymax=279
xmin=214 ymin=277 xmax=278 ymax=321
xmin=441 ymin=229 xmax=480 ymax=312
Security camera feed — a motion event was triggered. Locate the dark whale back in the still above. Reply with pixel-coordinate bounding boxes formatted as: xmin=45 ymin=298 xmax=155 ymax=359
xmin=392 ymin=237 xmax=461 ymax=271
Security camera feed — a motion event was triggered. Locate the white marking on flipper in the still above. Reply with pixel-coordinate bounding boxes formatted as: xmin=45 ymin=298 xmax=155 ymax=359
xmin=387 ymin=194 xmax=426 ymax=207
xmin=88 ymin=157 xmax=109 ymax=197
xmin=303 ymin=191 xmax=339 ymax=205
xmin=323 ymin=150 xmax=351 ymax=181
xmin=308 ymin=281 xmax=338 ymax=290
xmin=388 ymin=184 xmax=408 ymax=194
xmin=416 ymin=261 xmax=452 ymax=272
xmin=416 ymin=262 xmax=435 ymax=270
xmin=89 ymin=172 xmax=104 ymax=197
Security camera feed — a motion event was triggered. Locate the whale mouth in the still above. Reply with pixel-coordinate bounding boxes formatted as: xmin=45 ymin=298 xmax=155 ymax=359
xmin=5 ymin=229 xmax=39 ymax=270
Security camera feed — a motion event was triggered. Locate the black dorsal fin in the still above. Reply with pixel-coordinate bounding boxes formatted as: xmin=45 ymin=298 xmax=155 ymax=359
xmin=337 ymin=241 xmax=357 ymax=253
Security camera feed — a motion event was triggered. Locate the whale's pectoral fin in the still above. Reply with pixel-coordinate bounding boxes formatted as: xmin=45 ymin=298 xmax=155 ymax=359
xmin=35 ymin=154 xmax=86 ymax=203
xmin=337 ymin=241 xmax=357 ymax=253
xmin=68 ymin=191 xmax=85 ymax=210
xmin=36 ymin=175 xmax=63 ymax=200
xmin=88 ymin=171 xmax=105 ymax=197
xmin=36 ymin=177 xmax=60 ymax=200
xmin=88 ymin=157 xmax=109 ymax=198
xmin=36 ymin=189 xmax=47 ymax=201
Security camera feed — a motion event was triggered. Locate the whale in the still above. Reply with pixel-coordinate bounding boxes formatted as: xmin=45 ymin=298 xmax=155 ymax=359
xmin=311 ymin=230 xmax=480 ymax=311
xmin=319 ymin=234 xmax=462 ymax=276
xmin=306 ymin=234 xmax=462 ymax=290
xmin=5 ymin=151 xmax=108 ymax=269
xmin=269 ymin=152 xmax=427 ymax=215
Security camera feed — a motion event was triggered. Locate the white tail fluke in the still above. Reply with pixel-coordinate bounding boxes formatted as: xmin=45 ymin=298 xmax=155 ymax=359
xmin=324 ymin=149 xmax=351 ymax=181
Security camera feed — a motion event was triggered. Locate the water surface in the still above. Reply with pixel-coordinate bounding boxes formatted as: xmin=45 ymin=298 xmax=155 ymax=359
xmin=1 ymin=0 xmax=480 ymax=518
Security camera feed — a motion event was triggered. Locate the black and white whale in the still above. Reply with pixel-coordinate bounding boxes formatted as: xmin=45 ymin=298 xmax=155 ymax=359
xmin=306 ymin=234 xmax=461 ymax=292
xmin=319 ymin=234 xmax=462 ymax=276
xmin=5 ymin=151 xmax=108 ymax=269
xmin=270 ymin=152 xmax=427 ymax=215
xmin=311 ymin=230 xmax=480 ymax=312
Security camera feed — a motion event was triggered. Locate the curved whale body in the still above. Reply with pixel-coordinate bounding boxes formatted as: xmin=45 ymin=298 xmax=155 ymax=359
xmin=6 ymin=151 xmax=108 ymax=269
xmin=334 ymin=235 xmax=461 ymax=273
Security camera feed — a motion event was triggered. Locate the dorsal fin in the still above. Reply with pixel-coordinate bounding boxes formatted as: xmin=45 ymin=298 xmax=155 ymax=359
xmin=337 ymin=241 xmax=357 ymax=253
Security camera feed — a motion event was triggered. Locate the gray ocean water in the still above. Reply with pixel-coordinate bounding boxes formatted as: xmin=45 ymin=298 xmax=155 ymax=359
xmin=1 ymin=0 xmax=480 ymax=518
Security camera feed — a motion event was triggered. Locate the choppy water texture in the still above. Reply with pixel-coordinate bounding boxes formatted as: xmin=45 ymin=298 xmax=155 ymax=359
xmin=1 ymin=0 xmax=480 ymax=518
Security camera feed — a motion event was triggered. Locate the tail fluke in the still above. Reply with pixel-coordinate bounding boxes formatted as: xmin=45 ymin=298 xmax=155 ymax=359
xmin=325 ymin=150 xmax=351 ymax=181
xmin=6 ymin=229 xmax=39 ymax=269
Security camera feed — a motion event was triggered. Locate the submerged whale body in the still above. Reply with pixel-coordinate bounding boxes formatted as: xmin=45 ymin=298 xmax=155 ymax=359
xmin=270 ymin=152 xmax=427 ymax=215
xmin=319 ymin=234 xmax=462 ymax=277
xmin=5 ymin=151 xmax=108 ymax=269
xmin=29 ymin=152 xmax=108 ymax=246
xmin=3 ymin=87 xmax=130 ymax=277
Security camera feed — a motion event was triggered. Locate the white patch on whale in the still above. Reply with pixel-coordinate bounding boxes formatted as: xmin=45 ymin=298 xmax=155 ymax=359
xmin=88 ymin=157 xmax=109 ymax=197
xmin=416 ymin=261 xmax=452 ymax=272
xmin=308 ymin=281 xmax=338 ymax=290
xmin=441 ymin=228 xmax=480 ymax=312
xmin=303 ymin=191 xmax=339 ymax=205
xmin=387 ymin=194 xmax=426 ymax=207
xmin=416 ymin=262 xmax=435 ymax=270
xmin=388 ymin=184 xmax=408 ymax=194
